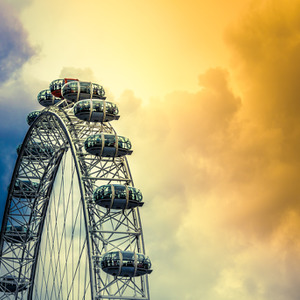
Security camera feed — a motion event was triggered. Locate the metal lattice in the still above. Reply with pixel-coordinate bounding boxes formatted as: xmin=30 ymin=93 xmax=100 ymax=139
xmin=0 ymin=82 xmax=151 ymax=300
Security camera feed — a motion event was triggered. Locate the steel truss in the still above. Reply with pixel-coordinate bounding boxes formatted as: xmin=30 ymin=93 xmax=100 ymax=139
xmin=0 ymin=101 xmax=150 ymax=299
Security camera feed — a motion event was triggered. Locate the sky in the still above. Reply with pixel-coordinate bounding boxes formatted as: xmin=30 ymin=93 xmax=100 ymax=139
xmin=1 ymin=0 xmax=300 ymax=299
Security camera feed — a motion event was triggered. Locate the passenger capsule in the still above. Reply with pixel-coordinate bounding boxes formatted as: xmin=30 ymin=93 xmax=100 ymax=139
xmin=26 ymin=111 xmax=41 ymax=126
xmin=4 ymin=225 xmax=33 ymax=243
xmin=38 ymin=89 xmax=61 ymax=107
xmin=11 ymin=179 xmax=39 ymax=199
xmin=73 ymin=99 xmax=120 ymax=122
xmin=27 ymin=111 xmax=58 ymax=130
xmin=0 ymin=275 xmax=27 ymax=293
xmin=62 ymin=81 xmax=106 ymax=102
xmin=84 ymin=134 xmax=132 ymax=157
xmin=50 ymin=78 xmax=78 ymax=98
xmin=17 ymin=143 xmax=53 ymax=160
xmin=100 ymin=251 xmax=152 ymax=277
xmin=94 ymin=184 xmax=143 ymax=209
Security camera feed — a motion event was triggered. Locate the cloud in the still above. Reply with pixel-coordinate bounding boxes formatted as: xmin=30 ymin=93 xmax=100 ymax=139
xmin=0 ymin=1 xmax=36 ymax=83
xmin=114 ymin=67 xmax=242 ymax=300
xmin=0 ymin=74 xmax=43 ymax=224
xmin=59 ymin=67 xmax=117 ymax=100
xmin=0 ymin=1 xmax=40 ymax=223
xmin=223 ymin=0 xmax=300 ymax=238
xmin=3 ymin=0 xmax=33 ymax=11
xmin=59 ymin=67 xmax=98 ymax=82
xmin=112 ymin=2 xmax=300 ymax=298
xmin=1 ymin=0 xmax=300 ymax=298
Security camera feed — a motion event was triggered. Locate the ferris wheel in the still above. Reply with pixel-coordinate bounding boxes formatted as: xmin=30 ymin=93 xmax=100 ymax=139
xmin=0 ymin=78 xmax=152 ymax=299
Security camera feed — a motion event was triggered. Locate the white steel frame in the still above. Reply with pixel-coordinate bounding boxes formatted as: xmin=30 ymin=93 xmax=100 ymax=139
xmin=0 ymin=100 xmax=150 ymax=299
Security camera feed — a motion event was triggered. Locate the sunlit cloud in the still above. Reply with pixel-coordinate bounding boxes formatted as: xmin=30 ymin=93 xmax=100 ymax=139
xmin=113 ymin=1 xmax=300 ymax=296
xmin=0 ymin=1 xmax=36 ymax=83
xmin=1 ymin=0 xmax=300 ymax=299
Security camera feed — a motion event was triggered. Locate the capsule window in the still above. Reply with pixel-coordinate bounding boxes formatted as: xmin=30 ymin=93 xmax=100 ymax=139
xmin=76 ymin=100 xmax=90 ymax=113
xmin=106 ymin=253 xmax=112 ymax=260
xmin=51 ymin=79 xmax=64 ymax=90
xmin=118 ymin=136 xmax=131 ymax=150
xmin=144 ymin=257 xmax=151 ymax=269
xmin=6 ymin=225 xmax=28 ymax=234
xmin=106 ymin=102 xmax=117 ymax=115
xmin=80 ymin=82 xmax=90 ymax=93
xmin=104 ymin=186 xmax=111 ymax=198
xmin=128 ymin=187 xmax=134 ymax=200
xmin=137 ymin=254 xmax=145 ymax=268
xmin=95 ymin=136 xmax=101 ymax=144
xmin=122 ymin=252 xmax=135 ymax=267
xmin=38 ymin=90 xmax=52 ymax=100
xmin=93 ymin=100 xmax=103 ymax=112
xmin=112 ymin=104 xmax=119 ymax=115
xmin=128 ymin=187 xmax=142 ymax=201
xmin=111 ymin=252 xmax=120 ymax=266
xmin=104 ymin=135 xmax=115 ymax=147
xmin=96 ymin=187 xmax=103 ymax=199
xmin=27 ymin=111 xmax=41 ymax=125
xmin=92 ymin=84 xmax=105 ymax=97
xmin=68 ymin=81 xmax=78 ymax=92
xmin=115 ymin=185 xmax=126 ymax=199
xmin=106 ymin=102 xmax=111 ymax=112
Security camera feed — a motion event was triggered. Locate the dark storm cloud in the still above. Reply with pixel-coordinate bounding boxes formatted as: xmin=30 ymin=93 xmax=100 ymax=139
xmin=0 ymin=77 xmax=39 ymax=224
xmin=0 ymin=1 xmax=36 ymax=83
xmin=0 ymin=2 xmax=38 ymax=223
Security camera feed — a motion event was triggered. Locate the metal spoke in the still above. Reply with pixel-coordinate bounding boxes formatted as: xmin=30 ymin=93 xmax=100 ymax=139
xmin=0 ymin=82 xmax=151 ymax=299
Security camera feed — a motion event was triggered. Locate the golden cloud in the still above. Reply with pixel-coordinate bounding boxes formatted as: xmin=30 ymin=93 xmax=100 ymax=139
xmin=113 ymin=1 xmax=300 ymax=298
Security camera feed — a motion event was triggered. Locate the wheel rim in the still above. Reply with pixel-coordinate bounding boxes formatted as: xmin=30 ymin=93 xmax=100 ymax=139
xmin=0 ymin=96 xmax=151 ymax=299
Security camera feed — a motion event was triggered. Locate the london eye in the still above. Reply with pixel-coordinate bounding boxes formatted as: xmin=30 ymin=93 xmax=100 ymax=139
xmin=0 ymin=78 xmax=152 ymax=299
